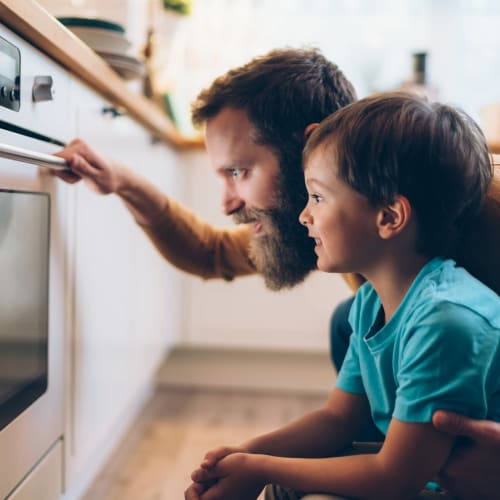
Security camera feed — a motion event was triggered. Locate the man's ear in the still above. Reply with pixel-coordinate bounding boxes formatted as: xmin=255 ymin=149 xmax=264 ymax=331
xmin=304 ymin=123 xmax=320 ymax=139
xmin=377 ymin=195 xmax=412 ymax=240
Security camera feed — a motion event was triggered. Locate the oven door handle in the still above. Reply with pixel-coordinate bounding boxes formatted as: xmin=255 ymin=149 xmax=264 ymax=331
xmin=0 ymin=142 xmax=69 ymax=170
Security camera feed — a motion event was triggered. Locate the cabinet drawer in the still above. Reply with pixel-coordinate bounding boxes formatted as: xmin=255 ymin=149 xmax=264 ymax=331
xmin=6 ymin=440 xmax=62 ymax=500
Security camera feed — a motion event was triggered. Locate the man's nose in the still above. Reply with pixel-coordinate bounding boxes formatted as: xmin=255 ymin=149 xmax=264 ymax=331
xmin=221 ymin=187 xmax=244 ymax=215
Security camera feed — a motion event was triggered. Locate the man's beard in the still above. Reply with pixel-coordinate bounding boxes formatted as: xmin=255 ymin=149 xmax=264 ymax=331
xmin=233 ymin=195 xmax=317 ymax=291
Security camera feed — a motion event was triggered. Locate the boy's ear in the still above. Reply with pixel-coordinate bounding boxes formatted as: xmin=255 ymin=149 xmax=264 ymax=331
xmin=377 ymin=195 xmax=412 ymax=240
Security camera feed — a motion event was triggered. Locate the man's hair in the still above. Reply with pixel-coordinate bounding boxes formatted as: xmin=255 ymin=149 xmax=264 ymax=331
xmin=191 ymin=47 xmax=357 ymax=206
xmin=304 ymin=91 xmax=493 ymax=257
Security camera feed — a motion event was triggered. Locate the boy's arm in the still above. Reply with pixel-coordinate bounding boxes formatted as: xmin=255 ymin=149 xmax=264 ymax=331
xmin=199 ymin=388 xmax=370 ymax=471
xmin=190 ymin=388 xmax=370 ymax=498
xmin=242 ymin=388 xmax=370 ymax=458
xmin=193 ymin=415 xmax=454 ymax=500
xmin=254 ymin=418 xmax=454 ymax=499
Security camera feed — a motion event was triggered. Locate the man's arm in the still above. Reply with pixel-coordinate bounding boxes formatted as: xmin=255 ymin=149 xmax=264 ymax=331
xmin=433 ymin=410 xmax=500 ymax=500
xmin=52 ymin=139 xmax=256 ymax=280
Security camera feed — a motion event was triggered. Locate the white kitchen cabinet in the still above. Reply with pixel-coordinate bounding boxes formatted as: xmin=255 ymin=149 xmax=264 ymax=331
xmin=63 ymin=82 xmax=184 ymax=498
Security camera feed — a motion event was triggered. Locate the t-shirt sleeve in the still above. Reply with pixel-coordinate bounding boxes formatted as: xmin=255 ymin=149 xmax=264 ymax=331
xmin=394 ymin=302 xmax=495 ymax=423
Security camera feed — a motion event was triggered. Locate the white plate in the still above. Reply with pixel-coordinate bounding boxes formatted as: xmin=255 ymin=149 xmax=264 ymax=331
xmin=67 ymin=26 xmax=131 ymax=55
xmin=98 ymin=52 xmax=145 ymax=80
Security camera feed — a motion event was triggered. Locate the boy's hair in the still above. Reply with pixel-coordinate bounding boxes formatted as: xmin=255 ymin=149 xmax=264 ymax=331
xmin=304 ymin=92 xmax=493 ymax=257
xmin=191 ymin=47 xmax=357 ymax=203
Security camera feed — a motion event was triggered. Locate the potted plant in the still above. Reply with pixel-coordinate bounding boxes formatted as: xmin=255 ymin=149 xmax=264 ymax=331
xmin=162 ymin=0 xmax=193 ymax=16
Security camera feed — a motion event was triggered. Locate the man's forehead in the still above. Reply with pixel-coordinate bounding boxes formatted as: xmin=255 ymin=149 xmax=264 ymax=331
xmin=207 ymin=107 xmax=252 ymax=133
xmin=206 ymin=110 xmax=272 ymax=163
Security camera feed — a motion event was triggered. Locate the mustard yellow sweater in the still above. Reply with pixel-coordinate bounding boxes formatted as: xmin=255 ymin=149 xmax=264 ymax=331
xmin=141 ymin=158 xmax=500 ymax=296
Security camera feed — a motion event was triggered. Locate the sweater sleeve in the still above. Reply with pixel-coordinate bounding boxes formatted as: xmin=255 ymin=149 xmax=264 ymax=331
xmin=140 ymin=196 xmax=256 ymax=280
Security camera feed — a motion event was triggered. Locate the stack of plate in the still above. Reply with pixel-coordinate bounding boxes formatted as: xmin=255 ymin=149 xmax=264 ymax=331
xmin=58 ymin=17 xmax=145 ymax=81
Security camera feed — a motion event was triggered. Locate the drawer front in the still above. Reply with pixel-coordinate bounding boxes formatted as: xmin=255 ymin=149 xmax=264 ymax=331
xmin=6 ymin=440 xmax=63 ymax=500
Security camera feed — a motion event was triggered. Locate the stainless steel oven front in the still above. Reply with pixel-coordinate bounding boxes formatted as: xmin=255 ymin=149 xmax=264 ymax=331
xmin=0 ymin=23 xmax=73 ymax=499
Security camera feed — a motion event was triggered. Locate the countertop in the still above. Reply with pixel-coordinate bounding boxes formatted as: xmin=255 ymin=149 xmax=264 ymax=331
xmin=0 ymin=0 xmax=203 ymax=150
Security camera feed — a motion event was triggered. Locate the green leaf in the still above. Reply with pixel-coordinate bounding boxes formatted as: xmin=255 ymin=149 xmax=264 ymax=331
xmin=162 ymin=0 xmax=193 ymax=16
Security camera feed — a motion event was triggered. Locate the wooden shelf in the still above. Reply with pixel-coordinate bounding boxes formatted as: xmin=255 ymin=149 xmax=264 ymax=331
xmin=489 ymin=141 xmax=500 ymax=155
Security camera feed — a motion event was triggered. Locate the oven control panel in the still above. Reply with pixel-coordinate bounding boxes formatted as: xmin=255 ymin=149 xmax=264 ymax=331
xmin=0 ymin=35 xmax=20 ymax=112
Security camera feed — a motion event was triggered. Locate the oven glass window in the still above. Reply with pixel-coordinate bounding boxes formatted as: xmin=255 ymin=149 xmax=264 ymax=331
xmin=0 ymin=190 xmax=49 ymax=431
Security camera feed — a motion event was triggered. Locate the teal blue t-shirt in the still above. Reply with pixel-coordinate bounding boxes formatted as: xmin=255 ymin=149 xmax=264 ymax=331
xmin=336 ymin=258 xmax=500 ymax=436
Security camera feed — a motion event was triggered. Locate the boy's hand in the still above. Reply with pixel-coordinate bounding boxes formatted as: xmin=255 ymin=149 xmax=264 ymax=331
xmin=433 ymin=410 xmax=500 ymax=499
xmin=190 ymin=452 xmax=265 ymax=500
xmin=200 ymin=445 xmax=247 ymax=470
xmin=184 ymin=480 xmax=208 ymax=500
xmin=185 ymin=445 xmax=252 ymax=499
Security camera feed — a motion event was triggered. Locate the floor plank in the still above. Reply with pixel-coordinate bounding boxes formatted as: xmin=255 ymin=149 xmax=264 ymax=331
xmin=82 ymin=388 xmax=326 ymax=500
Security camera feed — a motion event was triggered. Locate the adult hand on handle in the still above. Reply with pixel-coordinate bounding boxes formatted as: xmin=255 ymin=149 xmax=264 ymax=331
xmin=51 ymin=138 xmax=126 ymax=195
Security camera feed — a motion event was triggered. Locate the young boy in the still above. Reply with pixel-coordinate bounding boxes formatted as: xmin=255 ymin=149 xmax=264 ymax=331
xmin=186 ymin=93 xmax=500 ymax=500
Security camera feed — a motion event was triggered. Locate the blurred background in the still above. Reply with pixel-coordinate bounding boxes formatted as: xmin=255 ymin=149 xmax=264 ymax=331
xmin=39 ymin=0 xmax=500 ymax=137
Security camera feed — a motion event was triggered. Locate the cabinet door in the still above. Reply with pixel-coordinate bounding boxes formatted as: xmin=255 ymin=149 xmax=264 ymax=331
xmin=64 ymin=83 xmax=183 ymax=494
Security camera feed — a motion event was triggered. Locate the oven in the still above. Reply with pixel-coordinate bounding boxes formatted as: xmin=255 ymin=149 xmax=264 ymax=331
xmin=0 ymin=23 xmax=73 ymax=499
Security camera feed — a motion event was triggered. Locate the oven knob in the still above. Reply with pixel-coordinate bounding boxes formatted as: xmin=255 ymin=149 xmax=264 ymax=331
xmin=9 ymin=88 xmax=17 ymax=101
xmin=32 ymin=76 xmax=55 ymax=102
xmin=0 ymin=86 xmax=7 ymax=98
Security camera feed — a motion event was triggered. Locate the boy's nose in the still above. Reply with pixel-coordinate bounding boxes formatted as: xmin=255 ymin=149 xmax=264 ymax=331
xmin=299 ymin=206 xmax=310 ymax=226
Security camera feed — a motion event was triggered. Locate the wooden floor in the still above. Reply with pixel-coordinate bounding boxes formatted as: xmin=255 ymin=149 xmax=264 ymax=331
xmin=82 ymin=387 xmax=326 ymax=500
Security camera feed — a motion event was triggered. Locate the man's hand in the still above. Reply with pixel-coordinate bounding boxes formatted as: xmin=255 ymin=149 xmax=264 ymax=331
xmin=50 ymin=138 xmax=124 ymax=195
xmin=433 ymin=410 xmax=500 ymax=499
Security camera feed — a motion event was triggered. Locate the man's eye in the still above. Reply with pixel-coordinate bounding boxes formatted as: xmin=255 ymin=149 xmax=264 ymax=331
xmin=231 ymin=168 xmax=247 ymax=179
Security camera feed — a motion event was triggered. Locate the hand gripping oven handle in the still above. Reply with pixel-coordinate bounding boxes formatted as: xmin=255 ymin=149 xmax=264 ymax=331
xmin=0 ymin=141 xmax=69 ymax=170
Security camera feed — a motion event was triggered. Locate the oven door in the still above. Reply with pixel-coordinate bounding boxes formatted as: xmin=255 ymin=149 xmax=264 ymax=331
xmin=0 ymin=128 xmax=67 ymax=499
xmin=0 ymin=188 xmax=50 ymax=432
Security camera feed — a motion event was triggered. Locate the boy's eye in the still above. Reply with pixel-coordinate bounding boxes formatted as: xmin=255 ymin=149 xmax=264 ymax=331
xmin=310 ymin=193 xmax=322 ymax=203
xmin=231 ymin=168 xmax=241 ymax=178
